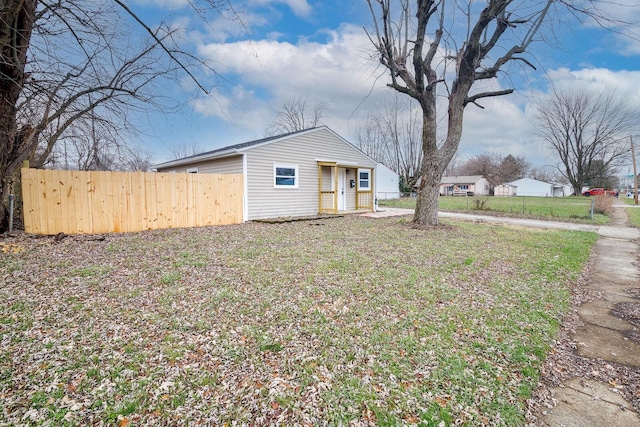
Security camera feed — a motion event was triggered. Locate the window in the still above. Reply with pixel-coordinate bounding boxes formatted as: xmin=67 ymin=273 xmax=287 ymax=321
xmin=358 ymin=169 xmax=370 ymax=190
xmin=274 ymin=164 xmax=298 ymax=188
xmin=186 ymin=167 xmax=198 ymax=173
xmin=459 ymin=184 xmax=469 ymax=190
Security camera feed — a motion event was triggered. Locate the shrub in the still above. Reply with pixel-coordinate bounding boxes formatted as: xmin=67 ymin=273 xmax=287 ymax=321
xmin=592 ymin=195 xmax=615 ymax=214
xmin=471 ymin=198 xmax=488 ymax=210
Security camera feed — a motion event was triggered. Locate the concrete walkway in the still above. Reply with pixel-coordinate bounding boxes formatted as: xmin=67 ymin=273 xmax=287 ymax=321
xmin=538 ymin=202 xmax=640 ymax=427
xmin=363 ymin=207 xmax=598 ymax=232
xmin=364 ymin=204 xmax=640 ymax=425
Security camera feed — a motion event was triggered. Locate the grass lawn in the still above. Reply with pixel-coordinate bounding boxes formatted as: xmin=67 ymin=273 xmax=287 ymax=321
xmin=622 ymin=197 xmax=640 ymax=226
xmin=0 ymin=217 xmax=597 ymax=426
xmin=380 ymin=196 xmax=611 ymax=224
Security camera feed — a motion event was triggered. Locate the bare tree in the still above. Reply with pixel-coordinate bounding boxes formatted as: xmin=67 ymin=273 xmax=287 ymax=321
xmin=355 ymin=117 xmax=389 ymax=166
xmin=356 ymin=93 xmax=423 ymax=189
xmin=457 ymin=153 xmax=502 ymax=187
xmin=534 ymin=88 xmax=636 ymax=195
xmin=528 ymin=165 xmax=563 ymax=184
xmin=498 ymin=154 xmax=529 ymax=183
xmin=266 ymin=96 xmax=327 ymax=135
xmin=122 ymin=149 xmax=154 ymax=172
xmin=0 ymin=0 xmax=229 ymax=232
xmin=365 ymin=0 xmax=631 ymax=225
xmin=169 ymin=140 xmax=205 ymax=160
xmin=456 ymin=153 xmax=529 ymax=188
xmin=47 ymin=112 xmax=152 ymax=172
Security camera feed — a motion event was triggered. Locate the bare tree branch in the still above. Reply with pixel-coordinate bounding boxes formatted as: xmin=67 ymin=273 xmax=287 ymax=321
xmin=113 ymin=0 xmax=211 ymax=94
xmin=266 ymin=96 xmax=327 ymax=136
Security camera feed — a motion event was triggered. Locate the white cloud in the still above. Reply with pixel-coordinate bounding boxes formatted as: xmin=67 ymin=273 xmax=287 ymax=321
xmin=250 ymin=0 xmax=313 ymax=18
xmin=457 ymin=95 xmax=546 ymax=163
xmin=195 ymin=23 xmax=384 ymax=135
xmin=546 ymin=68 xmax=640 ymax=98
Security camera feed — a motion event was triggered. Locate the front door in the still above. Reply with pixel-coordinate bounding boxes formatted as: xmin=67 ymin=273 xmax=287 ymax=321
xmin=338 ymin=168 xmax=346 ymax=211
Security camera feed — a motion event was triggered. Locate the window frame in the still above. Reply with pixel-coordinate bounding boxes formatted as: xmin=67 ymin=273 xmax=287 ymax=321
xmin=273 ymin=163 xmax=299 ymax=188
xmin=357 ymin=168 xmax=371 ymax=191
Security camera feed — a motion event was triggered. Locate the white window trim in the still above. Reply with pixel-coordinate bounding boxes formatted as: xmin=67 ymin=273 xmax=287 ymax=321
xmin=357 ymin=168 xmax=371 ymax=191
xmin=274 ymin=163 xmax=299 ymax=188
xmin=186 ymin=167 xmax=199 ymax=173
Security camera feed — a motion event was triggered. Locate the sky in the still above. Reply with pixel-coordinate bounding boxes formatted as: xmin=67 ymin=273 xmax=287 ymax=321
xmin=126 ymin=0 xmax=640 ymax=172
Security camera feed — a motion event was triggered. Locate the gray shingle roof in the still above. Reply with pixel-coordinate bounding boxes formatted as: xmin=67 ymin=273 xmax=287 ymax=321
xmin=153 ymin=127 xmax=321 ymax=169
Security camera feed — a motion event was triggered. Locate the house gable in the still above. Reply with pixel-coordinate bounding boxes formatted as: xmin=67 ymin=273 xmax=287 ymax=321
xmin=242 ymin=127 xmax=377 ymax=219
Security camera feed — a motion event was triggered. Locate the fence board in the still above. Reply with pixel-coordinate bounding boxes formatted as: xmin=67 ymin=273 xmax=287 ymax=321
xmin=21 ymin=167 xmax=244 ymax=235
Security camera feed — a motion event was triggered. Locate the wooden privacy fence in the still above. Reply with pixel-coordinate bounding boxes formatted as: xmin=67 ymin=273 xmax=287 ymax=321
xmin=21 ymin=166 xmax=244 ymax=235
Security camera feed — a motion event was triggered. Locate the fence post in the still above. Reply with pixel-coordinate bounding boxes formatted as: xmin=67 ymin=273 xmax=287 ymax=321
xmin=590 ymin=199 xmax=595 ymax=220
xmin=8 ymin=194 xmax=14 ymax=234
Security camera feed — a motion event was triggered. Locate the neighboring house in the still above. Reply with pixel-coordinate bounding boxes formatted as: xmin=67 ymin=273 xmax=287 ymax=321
xmin=375 ymin=163 xmax=400 ymax=200
xmin=440 ymin=175 xmax=491 ymax=196
xmin=413 ymin=175 xmax=490 ymax=196
xmin=506 ymin=178 xmax=571 ymax=197
xmin=153 ymin=126 xmax=378 ymax=221
xmin=494 ymin=183 xmax=517 ymax=197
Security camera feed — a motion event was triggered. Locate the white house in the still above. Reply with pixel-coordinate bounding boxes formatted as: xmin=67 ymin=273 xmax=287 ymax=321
xmin=375 ymin=163 xmax=400 ymax=200
xmin=153 ymin=126 xmax=378 ymax=221
xmin=439 ymin=175 xmax=491 ymax=196
xmin=413 ymin=175 xmax=490 ymax=196
xmin=506 ymin=178 xmax=571 ymax=197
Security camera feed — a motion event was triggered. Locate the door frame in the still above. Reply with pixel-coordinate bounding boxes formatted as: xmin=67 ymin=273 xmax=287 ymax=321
xmin=337 ymin=168 xmax=346 ymax=211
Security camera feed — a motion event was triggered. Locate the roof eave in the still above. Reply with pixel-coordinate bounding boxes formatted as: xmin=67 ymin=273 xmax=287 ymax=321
xmin=153 ymin=149 xmax=241 ymax=170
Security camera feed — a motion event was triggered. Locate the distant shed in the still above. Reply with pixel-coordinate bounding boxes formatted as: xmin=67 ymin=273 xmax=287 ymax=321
xmin=494 ymin=183 xmax=517 ymax=197
xmin=506 ymin=178 xmax=570 ymax=197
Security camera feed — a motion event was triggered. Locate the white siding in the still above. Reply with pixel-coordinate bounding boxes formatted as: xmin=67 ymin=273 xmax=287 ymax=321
xmin=376 ymin=163 xmax=400 ymax=200
xmin=475 ymin=178 xmax=491 ymax=195
xmin=508 ymin=178 xmax=553 ymax=197
xmin=161 ymin=156 xmax=243 ymax=174
xmin=245 ymin=128 xmax=376 ymax=220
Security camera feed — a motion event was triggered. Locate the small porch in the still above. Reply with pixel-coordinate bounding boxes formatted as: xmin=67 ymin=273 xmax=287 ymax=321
xmin=318 ymin=162 xmax=374 ymax=214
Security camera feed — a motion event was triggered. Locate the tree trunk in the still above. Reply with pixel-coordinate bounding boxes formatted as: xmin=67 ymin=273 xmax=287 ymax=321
xmin=0 ymin=0 xmax=38 ymax=232
xmin=413 ymin=106 xmax=450 ymax=226
xmin=414 ymin=156 xmax=442 ymax=226
xmin=412 ymin=83 xmax=465 ymax=226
